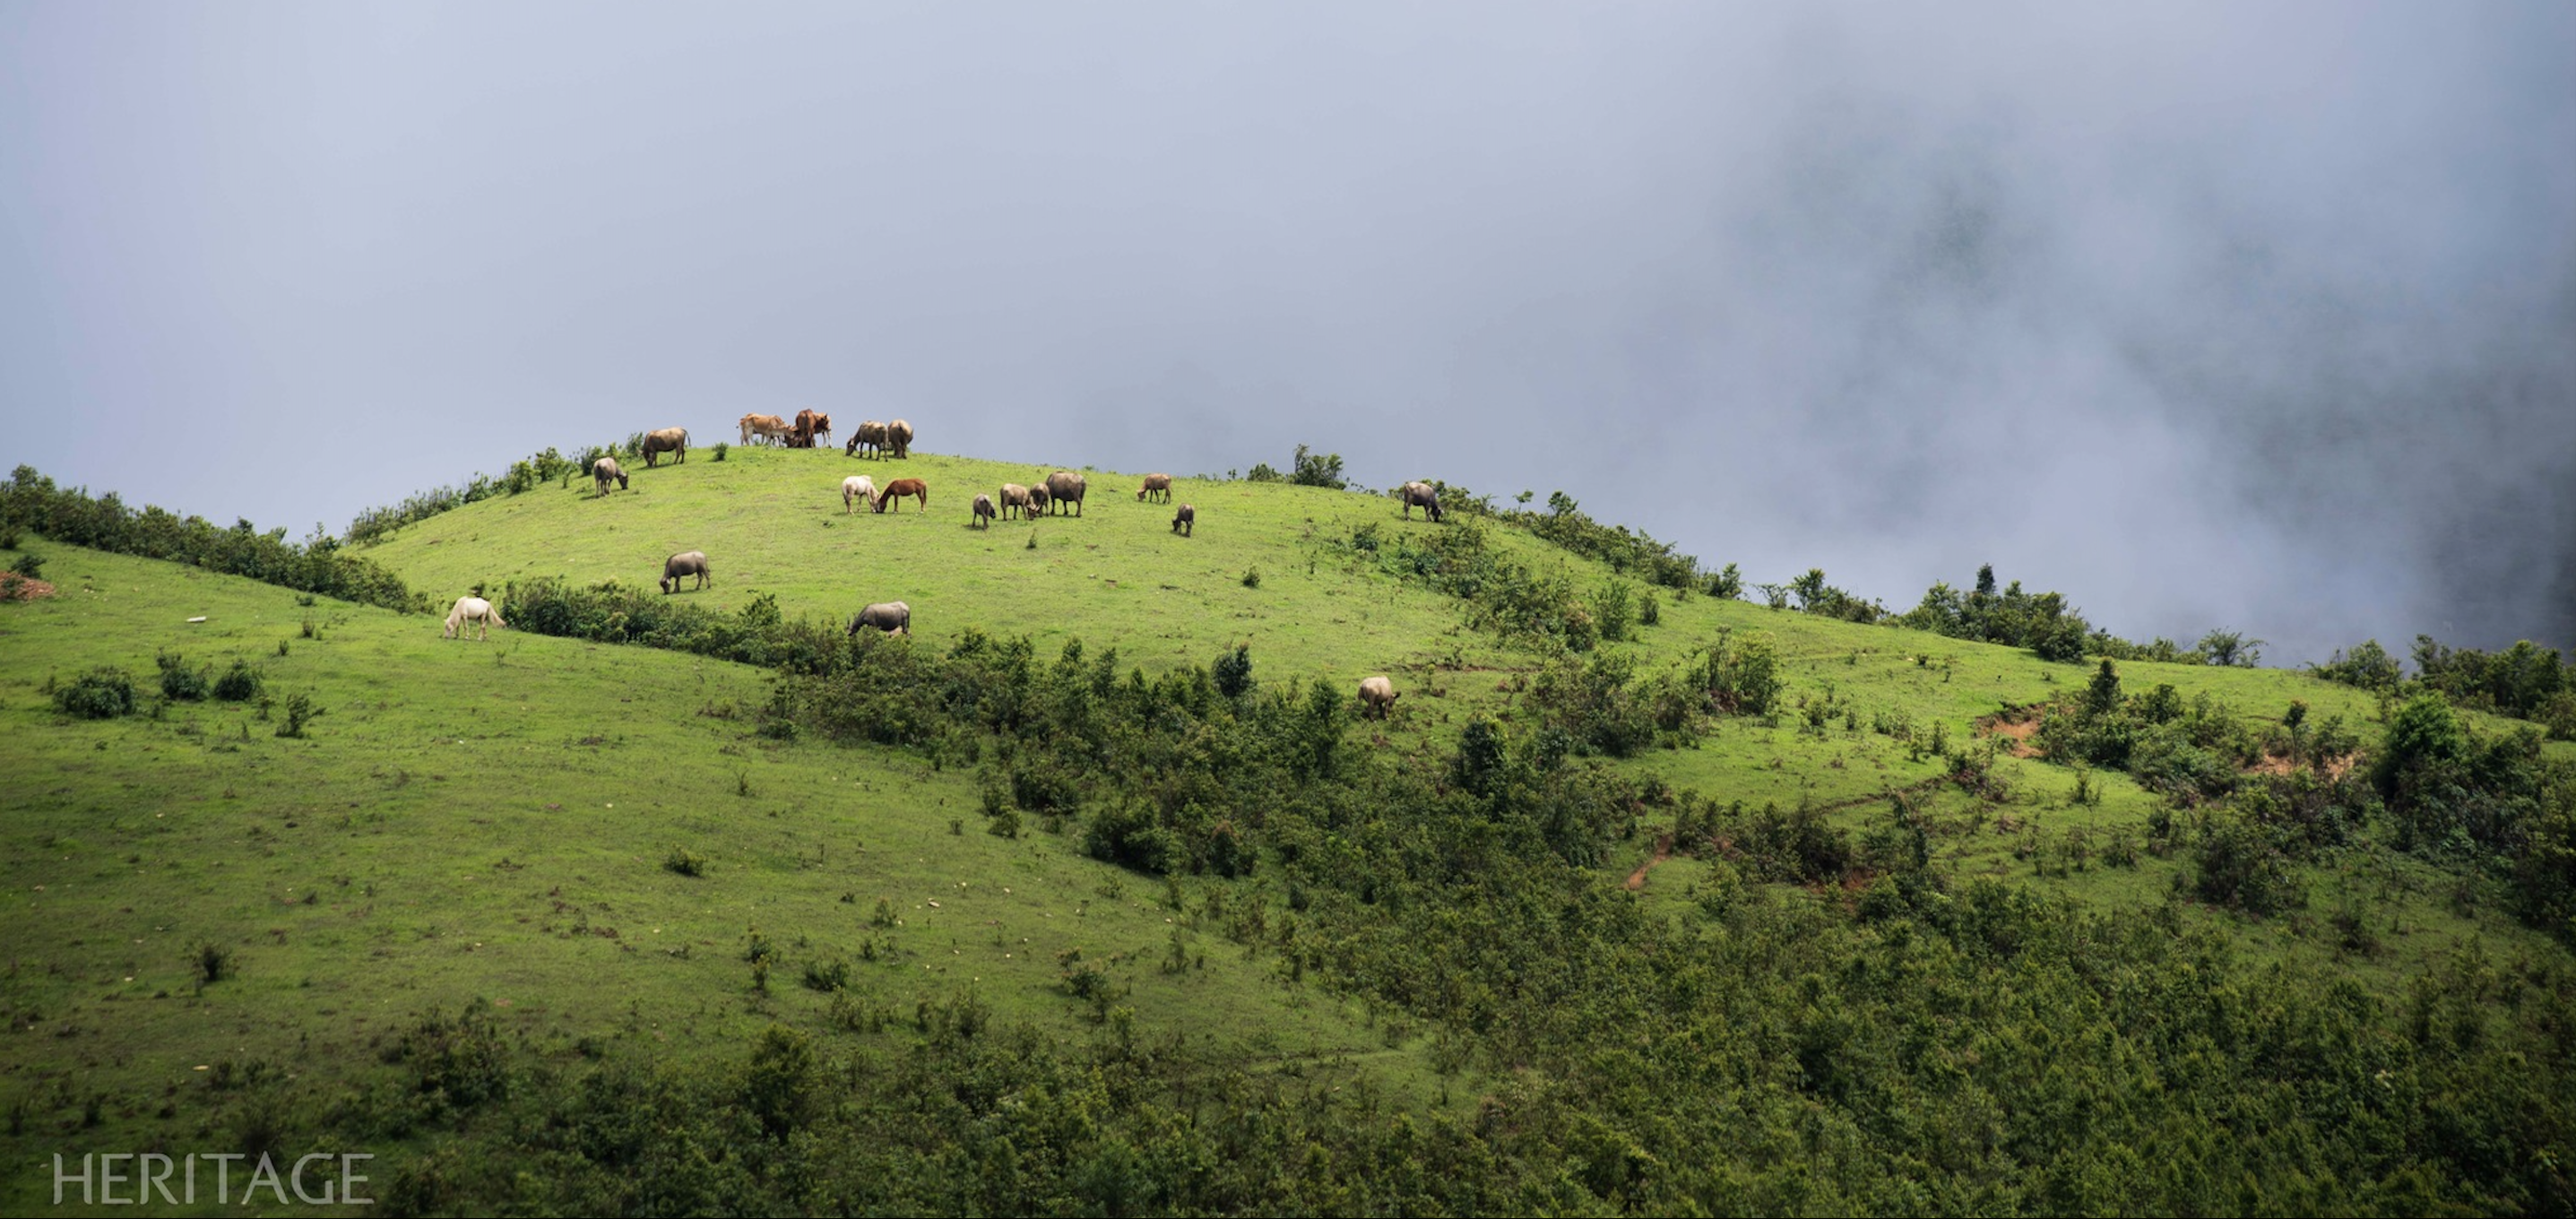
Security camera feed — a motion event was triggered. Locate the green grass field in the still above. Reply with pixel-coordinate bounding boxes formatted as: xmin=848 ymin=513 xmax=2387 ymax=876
xmin=0 ymin=544 xmax=1449 ymax=1210
xmin=4 ymin=445 xmax=2570 ymax=1211
xmin=336 ymin=442 xmax=2576 ymax=979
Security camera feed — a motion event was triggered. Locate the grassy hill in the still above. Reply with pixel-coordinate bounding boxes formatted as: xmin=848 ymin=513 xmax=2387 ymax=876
xmin=0 ymin=542 xmax=1447 ymax=1211
xmin=353 ymin=441 xmax=2568 ymax=975
xmin=4 ymin=445 xmax=2572 ymax=1213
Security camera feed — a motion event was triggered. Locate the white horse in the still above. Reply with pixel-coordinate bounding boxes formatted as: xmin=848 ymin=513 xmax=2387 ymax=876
xmin=843 ymin=475 xmax=877 ymax=514
xmin=444 ymin=596 xmax=504 ymax=640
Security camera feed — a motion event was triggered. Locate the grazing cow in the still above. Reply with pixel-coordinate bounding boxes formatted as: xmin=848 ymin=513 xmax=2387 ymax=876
xmin=1359 ymin=676 xmax=1398 ymax=719
xmin=1398 ymin=480 xmax=1443 ymax=523
xmin=661 ymin=550 xmax=710 ymax=594
xmin=1137 ymin=473 xmax=1172 ymax=503
xmin=873 ymin=478 xmax=928 ymax=514
xmin=998 ymin=483 xmax=1035 ymax=520
xmin=741 ymin=413 xmax=791 ymax=446
xmin=1027 ymin=485 xmax=1050 ymax=516
xmin=444 ymin=596 xmax=505 ymax=641
xmin=592 ymin=456 xmax=628 ymax=497
xmin=1171 ymin=503 xmax=1195 ymax=536
xmin=1043 ymin=471 xmax=1086 ymax=516
xmin=886 ymin=419 xmax=914 ymax=459
xmin=848 ymin=601 xmax=911 ymax=636
xmin=809 ymin=413 xmax=833 ymax=446
xmin=787 ymin=410 xmax=821 ymax=449
xmin=972 ymin=493 xmax=997 ymax=528
xmin=842 ymin=475 xmax=877 ymax=514
xmin=641 ymin=428 xmax=690 ymax=468
xmin=849 ymin=420 xmax=889 ymax=459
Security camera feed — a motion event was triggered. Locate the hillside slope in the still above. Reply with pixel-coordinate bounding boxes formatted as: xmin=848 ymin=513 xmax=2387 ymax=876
xmin=0 ymin=542 xmax=1444 ymax=1209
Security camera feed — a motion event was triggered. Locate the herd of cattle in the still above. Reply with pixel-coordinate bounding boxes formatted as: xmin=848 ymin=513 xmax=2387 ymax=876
xmin=446 ymin=417 xmax=1441 ymax=715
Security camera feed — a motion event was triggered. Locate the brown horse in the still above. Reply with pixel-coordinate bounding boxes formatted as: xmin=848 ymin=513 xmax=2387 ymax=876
xmin=873 ymin=478 xmax=929 ymax=514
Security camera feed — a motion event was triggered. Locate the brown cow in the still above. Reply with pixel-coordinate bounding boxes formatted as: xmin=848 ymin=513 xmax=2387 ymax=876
xmin=1398 ymin=480 xmax=1443 ymax=523
xmin=972 ymin=493 xmax=996 ymax=529
xmin=661 ymin=550 xmax=710 ymax=594
xmin=1027 ymin=484 xmax=1050 ymax=517
xmin=809 ymin=412 xmax=833 ymax=446
xmin=998 ymin=483 xmax=1034 ymax=520
xmin=1137 ymin=473 xmax=1172 ymax=503
xmin=740 ymin=414 xmax=791 ymax=446
xmin=1171 ymin=503 xmax=1194 ymax=536
xmin=1043 ymin=471 xmax=1086 ymax=516
xmin=885 ymin=419 xmax=914 ymax=459
xmin=846 ymin=419 xmax=888 ymax=459
xmin=873 ymin=478 xmax=928 ymax=514
xmin=592 ymin=456 xmax=628 ymax=497
xmin=640 ymin=428 xmax=689 ymax=468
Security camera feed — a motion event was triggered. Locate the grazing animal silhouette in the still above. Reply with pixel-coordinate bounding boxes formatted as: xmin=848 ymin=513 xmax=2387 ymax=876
xmin=1043 ymin=471 xmax=1086 ymax=516
xmin=843 ymin=475 xmax=877 ymax=514
xmin=1359 ymin=675 xmax=1398 ymax=719
xmin=1137 ymin=473 xmax=1172 ymax=503
xmin=640 ymin=428 xmax=690 ymax=468
xmin=592 ymin=457 xmax=628 ymax=497
xmin=1398 ymin=480 xmax=1443 ymax=523
xmin=1171 ymin=503 xmax=1195 ymax=536
xmin=998 ymin=483 xmax=1035 ymax=520
xmin=874 ymin=479 xmax=929 ymax=514
xmin=444 ymin=596 xmax=505 ymax=640
xmin=661 ymin=550 xmax=710 ymax=594
xmin=849 ymin=601 xmax=911 ymax=636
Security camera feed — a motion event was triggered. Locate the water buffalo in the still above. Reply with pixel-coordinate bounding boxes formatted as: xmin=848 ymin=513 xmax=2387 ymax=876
xmin=848 ymin=601 xmax=911 ymax=636
xmin=1171 ymin=503 xmax=1194 ymax=536
xmin=661 ymin=550 xmax=710 ymax=594
xmin=846 ymin=419 xmax=888 ymax=459
xmin=1359 ymin=675 xmax=1398 ymax=719
xmin=444 ymin=596 xmax=505 ymax=640
xmin=843 ymin=475 xmax=877 ymax=514
xmin=1398 ymin=480 xmax=1443 ymax=523
xmin=641 ymin=428 xmax=690 ymax=468
xmin=1027 ymin=484 xmax=1050 ymax=517
xmin=1043 ymin=471 xmax=1086 ymax=516
xmin=998 ymin=483 xmax=1035 ymax=520
xmin=592 ymin=456 xmax=628 ymax=497
xmin=972 ymin=493 xmax=997 ymax=528
xmin=1137 ymin=473 xmax=1172 ymax=503
xmin=874 ymin=478 xmax=928 ymax=514
xmin=886 ymin=419 xmax=914 ymax=459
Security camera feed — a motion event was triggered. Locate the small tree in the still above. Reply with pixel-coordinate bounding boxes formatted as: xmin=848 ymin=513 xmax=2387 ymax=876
xmin=1288 ymin=445 xmax=1347 ymax=489
xmin=2198 ymin=629 xmax=2264 ymax=668
xmin=1213 ymin=644 xmax=1254 ymax=699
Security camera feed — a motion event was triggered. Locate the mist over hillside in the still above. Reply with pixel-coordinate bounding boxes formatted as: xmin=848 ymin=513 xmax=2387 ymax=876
xmin=4 ymin=3 xmax=2570 ymax=663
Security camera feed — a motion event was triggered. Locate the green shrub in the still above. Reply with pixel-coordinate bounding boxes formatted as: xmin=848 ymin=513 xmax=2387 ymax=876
xmin=194 ymin=940 xmax=234 ymax=984
xmin=1213 ymin=644 xmax=1254 ymax=698
xmin=157 ymin=652 xmax=211 ymax=701
xmin=665 ymin=847 xmax=706 ymax=878
xmin=55 ymin=668 xmax=135 ymax=719
xmin=276 ymin=690 xmax=323 ymax=738
xmin=5 ymin=550 xmax=40 ymax=580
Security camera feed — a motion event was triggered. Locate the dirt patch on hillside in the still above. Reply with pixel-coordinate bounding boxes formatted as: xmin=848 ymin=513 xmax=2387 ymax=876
xmin=2251 ymin=751 xmax=2360 ymax=781
xmin=1975 ymin=705 xmax=2045 ymax=757
xmin=1624 ymin=836 xmax=1673 ymax=890
xmin=0 ymin=576 xmax=57 ymax=601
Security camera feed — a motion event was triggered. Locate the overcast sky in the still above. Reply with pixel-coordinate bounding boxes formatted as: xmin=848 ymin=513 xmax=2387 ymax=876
xmin=4 ymin=3 xmax=2571 ymax=663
